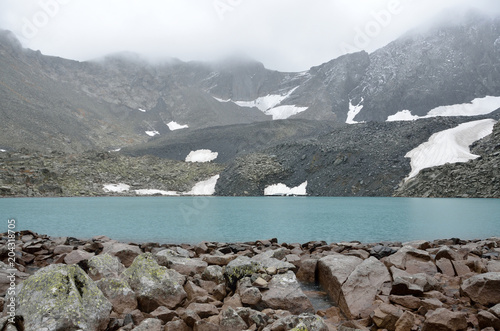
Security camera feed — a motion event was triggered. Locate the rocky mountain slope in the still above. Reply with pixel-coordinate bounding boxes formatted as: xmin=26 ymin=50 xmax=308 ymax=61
xmin=395 ymin=120 xmax=500 ymax=198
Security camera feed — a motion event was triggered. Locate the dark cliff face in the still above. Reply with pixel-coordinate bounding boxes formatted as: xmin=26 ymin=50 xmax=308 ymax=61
xmin=351 ymin=14 xmax=500 ymax=122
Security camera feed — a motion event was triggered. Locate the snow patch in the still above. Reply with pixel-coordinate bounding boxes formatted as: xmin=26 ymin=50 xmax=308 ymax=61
xmin=167 ymin=121 xmax=189 ymax=131
xmin=185 ymin=149 xmax=218 ymax=163
xmin=103 ymin=183 xmax=130 ymax=193
xmin=184 ymin=175 xmax=220 ymax=196
xmin=265 ymin=105 xmax=308 ymax=120
xmin=347 ymin=99 xmax=364 ymax=124
xmin=135 ymin=189 xmax=179 ymax=196
xmin=405 ymin=119 xmax=497 ymax=180
xmin=264 ymin=181 xmax=308 ymax=196
xmin=138 ymin=108 xmax=147 ymax=113
xmin=213 ymin=96 xmax=230 ymax=103
xmin=109 ymin=148 xmax=121 ymax=152
xmin=387 ymin=110 xmax=419 ymax=122
xmin=145 ymin=130 xmax=160 ymax=137
xmin=0 ymin=149 xmax=6 ymax=152
xmin=387 ymin=96 xmax=500 ymax=122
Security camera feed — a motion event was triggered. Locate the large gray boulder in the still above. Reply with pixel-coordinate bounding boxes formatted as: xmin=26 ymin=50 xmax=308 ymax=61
xmin=87 ymin=253 xmax=126 ymax=281
xmin=123 ymin=253 xmax=187 ymax=312
xmin=14 ymin=264 xmax=112 ymax=330
xmin=155 ymin=249 xmax=208 ymax=276
xmin=224 ymin=256 xmax=261 ymax=288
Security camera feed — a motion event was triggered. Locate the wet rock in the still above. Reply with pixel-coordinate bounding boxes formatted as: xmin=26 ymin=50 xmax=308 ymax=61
xmin=461 ymin=272 xmax=500 ymax=305
xmin=370 ymin=245 xmax=397 ymax=259
xmin=14 ymin=264 xmax=112 ymax=330
xmin=261 ymin=271 xmax=314 ymax=315
xmin=422 ymin=308 xmax=467 ymax=331
xmin=122 ymin=253 xmax=187 ymax=312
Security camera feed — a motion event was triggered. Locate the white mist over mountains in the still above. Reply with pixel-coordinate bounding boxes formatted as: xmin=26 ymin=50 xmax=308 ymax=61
xmin=0 ymin=0 xmax=499 ymax=71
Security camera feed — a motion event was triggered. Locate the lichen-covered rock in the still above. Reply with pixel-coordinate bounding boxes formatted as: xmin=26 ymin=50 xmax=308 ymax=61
xmin=224 ymin=256 xmax=261 ymax=288
xmin=266 ymin=313 xmax=329 ymax=331
xmin=123 ymin=253 xmax=187 ymax=312
xmin=15 ymin=264 xmax=112 ymax=331
xmin=131 ymin=318 xmax=163 ymax=331
xmin=96 ymin=277 xmax=138 ymax=314
xmin=88 ymin=253 xmax=125 ymax=281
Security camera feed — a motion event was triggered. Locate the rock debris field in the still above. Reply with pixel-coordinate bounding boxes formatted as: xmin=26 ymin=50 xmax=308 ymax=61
xmin=1 ymin=231 xmax=500 ymax=331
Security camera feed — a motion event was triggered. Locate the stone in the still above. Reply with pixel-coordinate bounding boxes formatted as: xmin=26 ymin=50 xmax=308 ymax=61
xmin=389 ymin=295 xmax=422 ymax=310
xmin=391 ymin=273 xmax=437 ymax=296
xmin=14 ymin=264 xmax=112 ymax=330
xmin=385 ymin=245 xmax=432 ymax=269
xmin=186 ymin=303 xmax=219 ymax=318
xmin=370 ymin=245 xmax=397 ymax=259
xmin=202 ymin=265 xmax=225 ymax=284
xmin=53 ymin=244 xmax=74 ymax=255
xmin=164 ymin=319 xmax=191 ymax=331
xmin=194 ymin=320 xmax=220 ymax=331
xmin=155 ymin=249 xmax=208 ymax=276
xmin=422 ymin=308 xmax=467 ymax=331
xmin=341 ymin=257 xmax=392 ymax=319
xmin=296 ymin=258 xmax=318 ymax=283
xmin=371 ymin=303 xmax=403 ymax=330
xmin=240 ymin=286 xmax=262 ymax=305
xmin=266 ymin=313 xmax=329 ymax=331
xmin=489 ymin=303 xmax=500 ymax=318
xmin=318 ymin=254 xmax=363 ymax=315
xmin=435 ymin=246 xmax=462 ymax=261
xmin=179 ymin=308 xmax=201 ymax=327
xmin=251 ymin=250 xmax=295 ymax=271
xmin=122 ymin=253 xmax=187 ymax=312
xmin=223 ymin=256 xmax=261 ymax=288
xmin=87 ymin=253 xmax=125 ymax=281
xmin=404 ymin=259 xmax=438 ymax=275
xmin=252 ymin=276 xmax=268 ymax=288
xmin=219 ymin=307 xmax=248 ymax=331
xmin=395 ymin=311 xmax=416 ymax=331
xmin=487 ymin=260 xmax=500 ymax=272
xmin=203 ymin=254 xmax=237 ymax=266
xmin=478 ymin=310 xmax=500 ymax=330
xmin=436 ymin=258 xmax=456 ymax=277
xmin=63 ymin=249 xmax=94 ymax=264
xmin=96 ymin=277 xmax=138 ymax=314
xmin=150 ymin=306 xmax=178 ymax=323
xmin=102 ymin=242 xmax=142 ymax=267
xmin=261 ymin=271 xmax=314 ymax=315
xmin=131 ymin=318 xmax=163 ymax=331
xmin=421 ymin=298 xmax=444 ymax=311
xmin=452 ymin=260 xmax=471 ymax=276
xmin=222 ymin=293 xmax=243 ymax=310
xmin=185 ymin=280 xmax=209 ymax=302
xmin=461 ymin=272 xmax=500 ymax=305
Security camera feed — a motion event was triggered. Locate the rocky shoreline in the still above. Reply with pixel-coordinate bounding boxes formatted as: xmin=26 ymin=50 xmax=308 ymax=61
xmin=1 ymin=232 xmax=500 ymax=331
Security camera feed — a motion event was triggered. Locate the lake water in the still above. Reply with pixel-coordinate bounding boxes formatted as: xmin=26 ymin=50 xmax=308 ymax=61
xmin=1 ymin=197 xmax=499 ymax=244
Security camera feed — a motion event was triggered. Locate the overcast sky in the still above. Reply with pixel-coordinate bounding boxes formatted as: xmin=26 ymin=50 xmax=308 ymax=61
xmin=0 ymin=0 xmax=498 ymax=71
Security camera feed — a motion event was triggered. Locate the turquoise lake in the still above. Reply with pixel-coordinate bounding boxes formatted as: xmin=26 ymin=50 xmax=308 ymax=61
xmin=1 ymin=197 xmax=499 ymax=244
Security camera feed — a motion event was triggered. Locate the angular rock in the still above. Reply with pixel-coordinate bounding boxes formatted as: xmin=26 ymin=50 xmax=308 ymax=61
xmin=395 ymin=311 xmax=416 ymax=331
xmin=87 ymin=253 xmax=125 ymax=281
xmin=14 ymin=264 xmax=112 ymax=330
xmin=422 ymin=308 xmax=467 ymax=331
xmin=318 ymin=254 xmax=363 ymax=314
xmin=122 ymin=253 xmax=187 ymax=312
xmin=342 ymin=257 xmax=392 ymax=319
xmin=461 ymin=272 xmax=500 ymax=305
xmin=53 ymin=244 xmax=74 ymax=255
xmin=102 ymin=242 xmax=142 ymax=267
xmin=385 ymin=245 xmax=432 ymax=270
xmin=220 ymin=307 xmax=248 ymax=331
xmin=452 ymin=260 xmax=471 ymax=276
xmin=251 ymin=249 xmax=295 ymax=271
xmin=131 ymin=318 xmax=163 ymax=331
xmin=478 ymin=310 xmax=500 ymax=330
xmin=391 ymin=273 xmax=437 ymax=296
xmin=63 ymin=249 xmax=94 ymax=264
xmin=296 ymin=258 xmax=318 ymax=283
xmin=202 ymin=265 xmax=225 ymax=284
xmin=97 ymin=277 xmax=138 ymax=314
xmin=389 ymin=295 xmax=422 ymax=310
xmin=370 ymin=245 xmax=397 ymax=259
xmin=186 ymin=303 xmax=219 ymax=318
xmin=436 ymin=258 xmax=456 ymax=277
xmin=261 ymin=271 xmax=314 ymax=315
xmin=185 ymin=280 xmax=209 ymax=302
xmin=371 ymin=303 xmax=403 ymax=330
xmin=240 ymin=286 xmax=262 ymax=305
xmin=267 ymin=313 xmax=329 ymax=331
xmin=155 ymin=249 xmax=208 ymax=276
xmin=223 ymin=256 xmax=261 ymax=288
xmin=150 ymin=306 xmax=178 ymax=323
xmin=203 ymin=254 xmax=237 ymax=266
xmin=435 ymin=246 xmax=462 ymax=261
xmin=164 ymin=319 xmax=191 ymax=331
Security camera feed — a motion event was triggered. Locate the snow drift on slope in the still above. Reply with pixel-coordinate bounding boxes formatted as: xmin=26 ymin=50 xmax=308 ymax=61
xmin=167 ymin=121 xmax=189 ymax=131
xmin=405 ymin=119 xmax=497 ymax=180
xmin=264 ymin=181 xmax=308 ymax=196
xmin=185 ymin=149 xmax=218 ymax=163
xmin=183 ymin=175 xmax=220 ymax=195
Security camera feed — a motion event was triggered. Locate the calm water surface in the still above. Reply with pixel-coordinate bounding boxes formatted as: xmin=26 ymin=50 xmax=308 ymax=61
xmin=1 ymin=197 xmax=499 ymax=244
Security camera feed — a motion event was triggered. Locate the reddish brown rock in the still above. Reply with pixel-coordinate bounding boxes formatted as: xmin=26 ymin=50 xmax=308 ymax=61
xmin=149 ymin=306 xmax=178 ymax=323
xmin=53 ymin=245 xmax=74 ymax=255
xmin=296 ymin=258 xmax=318 ymax=283
xmin=452 ymin=260 xmax=472 ymax=276
xmin=63 ymin=249 xmax=94 ymax=265
xmin=164 ymin=319 xmax=191 ymax=331
xmin=371 ymin=303 xmax=403 ymax=330
xmin=461 ymin=272 xmax=500 ymax=305
xmin=102 ymin=242 xmax=142 ymax=267
xmin=96 ymin=278 xmax=138 ymax=314
xmin=202 ymin=254 xmax=237 ymax=266
xmin=219 ymin=307 xmax=248 ymax=331
xmin=186 ymin=303 xmax=219 ymax=319
xmin=389 ymin=295 xmax=421 ymax=310
xmin=422 ymin=308 xmax=467 ymax=331
xmin=395 ymin=311 xmax=417 ymax=331
xmin=478 ymin=310 xmax=500 ymax=330
xmin=131 ymin=318 xmax=162 ymax=331
xmin=436 ymin=258 xmax=456 ymax=277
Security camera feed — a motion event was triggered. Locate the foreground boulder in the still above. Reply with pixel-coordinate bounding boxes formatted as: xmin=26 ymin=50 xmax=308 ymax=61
xmin=461 ymin=272 xmax=500 ymax=305
xmin=123 ymin=253 xmax=187 ymax=312
xmin=14 ymin=264 xmax=112 ymax=330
